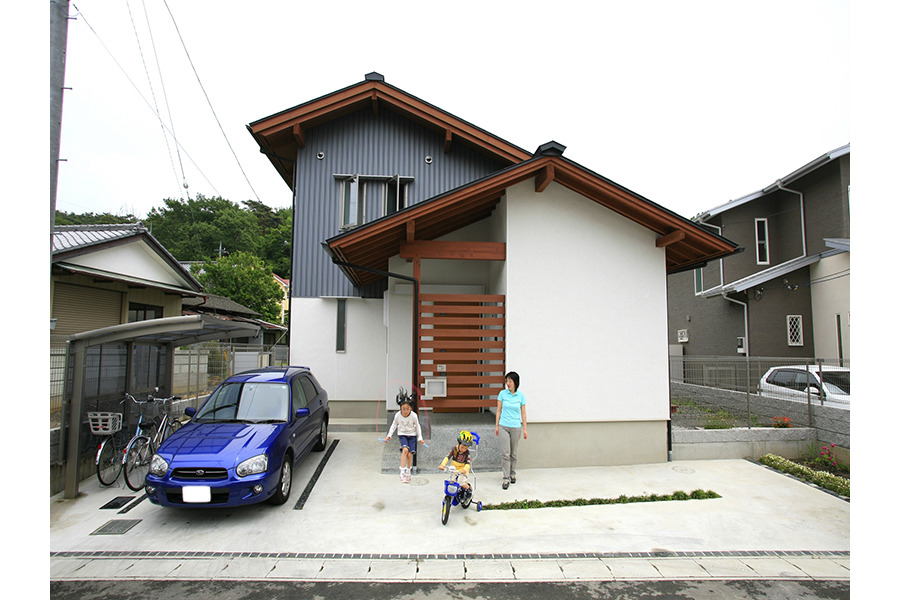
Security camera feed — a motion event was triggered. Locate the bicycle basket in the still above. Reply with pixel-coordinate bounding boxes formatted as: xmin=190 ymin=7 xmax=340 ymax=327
xmin=88 ymin=412 xmax=122 ymax=435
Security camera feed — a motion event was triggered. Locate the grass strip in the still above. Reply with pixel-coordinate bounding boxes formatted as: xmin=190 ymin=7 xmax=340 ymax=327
xmin=758 ymin=453 xmax=850 ymax=498
xmin=482 ymin=489 xmax=720 ymax=511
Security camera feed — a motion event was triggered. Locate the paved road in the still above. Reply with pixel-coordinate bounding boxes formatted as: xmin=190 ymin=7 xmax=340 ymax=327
xmin=50 ymin=579 xmax=850 ymax=600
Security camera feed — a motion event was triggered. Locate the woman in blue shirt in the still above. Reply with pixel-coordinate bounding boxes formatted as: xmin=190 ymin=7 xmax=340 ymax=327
xmin=494 ymin=371 xmax=527 ymax=489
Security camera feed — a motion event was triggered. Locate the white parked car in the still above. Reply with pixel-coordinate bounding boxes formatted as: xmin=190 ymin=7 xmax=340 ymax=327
xmin=758 ymin=365 xmax=850 ymax=409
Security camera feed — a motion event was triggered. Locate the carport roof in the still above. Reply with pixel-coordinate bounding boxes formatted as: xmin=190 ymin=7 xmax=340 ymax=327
xmin=68 ymin=314 xmax=260 ymax=347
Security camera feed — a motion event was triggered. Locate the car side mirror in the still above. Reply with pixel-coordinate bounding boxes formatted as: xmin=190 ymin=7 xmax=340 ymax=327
xmin=295 ymin=408 xmax=310 ymax=419
xmin=184 ymin=406 xmax=196 ymax=418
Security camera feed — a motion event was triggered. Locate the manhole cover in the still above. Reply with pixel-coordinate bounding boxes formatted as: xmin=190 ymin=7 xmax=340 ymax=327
xmin=673 ymin=466 xmax=695 ymax=474
xmin=90 ymin=520 xmax=141 ymax=535
xmin=408 ymin=477 xmax=429 ymax=486
xmin=100 ymin=497 xmax=134 ymax=510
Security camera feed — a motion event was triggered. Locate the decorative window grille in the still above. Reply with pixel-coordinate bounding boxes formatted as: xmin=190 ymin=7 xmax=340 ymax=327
xmin=787 ymin=315 xmax=803 ymax=346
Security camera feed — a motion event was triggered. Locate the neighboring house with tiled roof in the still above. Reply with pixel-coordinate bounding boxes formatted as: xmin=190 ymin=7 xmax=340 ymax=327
xmin=51 ymin=223 xmax=204 ymax=337
xmin=182 ymin=293 xmax=287 ymax=346
xmin=248 ymin=73 xmax=738 ymax=468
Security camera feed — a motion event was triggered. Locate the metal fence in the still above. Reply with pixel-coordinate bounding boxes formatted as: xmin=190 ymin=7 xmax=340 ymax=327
xmin=49 ymin=339 xmax=289 ymax=431
xmin=669 ymin=355 xmax=850 ymax=448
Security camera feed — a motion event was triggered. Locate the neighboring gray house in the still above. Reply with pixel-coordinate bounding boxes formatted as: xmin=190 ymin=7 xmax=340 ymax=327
xmin=248 ymin=73 xmax=737 ymax=467
xmin=667 ymin=144 xmax=850 ymax=362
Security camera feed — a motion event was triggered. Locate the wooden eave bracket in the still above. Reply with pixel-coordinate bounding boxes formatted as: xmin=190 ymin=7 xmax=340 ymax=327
xmin=292 ymin=123 xmax=306 ymax=148
xmin=535 ymin=164 xmax=555 ymax=193
xmin=444 ymin=130 xmax=452 ymax=154
xmin=656 ymin=230 xmax=686 ymax=248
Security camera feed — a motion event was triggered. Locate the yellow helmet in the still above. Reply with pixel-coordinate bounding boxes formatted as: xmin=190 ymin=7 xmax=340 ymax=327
xmin=457 ymin=430 xmax=474 ymax=445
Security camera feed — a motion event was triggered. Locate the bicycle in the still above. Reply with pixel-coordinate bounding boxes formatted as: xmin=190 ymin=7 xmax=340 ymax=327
xmin=440 ymin=432 xmax=483 ymax=525
xmin=90 ymin=410 xmax=126 ymax=487
xmin=123 ymin=389 xmax=183 ymax=491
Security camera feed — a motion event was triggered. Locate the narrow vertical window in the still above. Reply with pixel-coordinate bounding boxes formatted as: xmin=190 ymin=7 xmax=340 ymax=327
xmin=336 ymin=299 xmax=347 ymax=352
xmin=384 ymin=176 xmax=408 ymax=216
xmin=340 ymin=176 xmax=361 ymax=230
xmin=787 ymin=315 xmax=803 ymax=346
xmin=755 ymin=218 xmax=769 ymax=265
xmin=693 ymin=267 xmax=703 ymax=295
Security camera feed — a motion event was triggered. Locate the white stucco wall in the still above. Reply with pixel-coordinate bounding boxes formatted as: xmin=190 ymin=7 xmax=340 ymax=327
xmin=65 ymin=240 xmax=187 ymax=286
xmin=810 ymin=251 xmax=850 ymax=361
xmin=504 ymin=180 xmax=671 ymax=423
xmin=289 ymin=297 xmax=387 ymax=400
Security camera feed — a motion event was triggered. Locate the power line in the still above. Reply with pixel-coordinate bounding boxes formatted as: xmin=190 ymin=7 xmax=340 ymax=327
xmin=163 ymin=0 xmax=261 ymax=203
xmin=125 ymin=0 xmax=183 ymax=200
xmin=70 ymin=4 xmax=221 ymax=197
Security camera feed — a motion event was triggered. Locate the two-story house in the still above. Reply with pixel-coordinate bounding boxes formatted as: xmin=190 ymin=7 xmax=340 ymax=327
xmin=667 ymin=144 xmax=850 ymax=362
xmin=248 ymin=73 xmax=737 ymax=467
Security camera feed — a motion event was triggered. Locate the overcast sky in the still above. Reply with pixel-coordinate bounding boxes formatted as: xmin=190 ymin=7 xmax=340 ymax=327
xmin=53 ymin=0 xmax=852 ymax=221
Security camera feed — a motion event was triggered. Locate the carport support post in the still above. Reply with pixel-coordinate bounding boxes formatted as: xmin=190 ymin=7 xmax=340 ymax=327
xmin=64 ymin=338 xmax=87 ymax=499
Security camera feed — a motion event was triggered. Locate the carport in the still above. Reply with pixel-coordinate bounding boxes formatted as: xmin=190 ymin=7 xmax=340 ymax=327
xmin=61 ymin=315 xmax=261 ymax=499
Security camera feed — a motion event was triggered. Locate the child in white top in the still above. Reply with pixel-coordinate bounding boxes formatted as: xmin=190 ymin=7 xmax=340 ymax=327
xmin=383 ymin=398 xmax=425 ymax=482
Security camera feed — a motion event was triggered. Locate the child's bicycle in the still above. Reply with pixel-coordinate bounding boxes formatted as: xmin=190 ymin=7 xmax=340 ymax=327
xmin=440 ymin=432 xmax=483 ymax=525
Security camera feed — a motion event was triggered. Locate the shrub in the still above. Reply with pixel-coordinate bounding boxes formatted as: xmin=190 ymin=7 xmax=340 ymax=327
xmin=482 ymin=489 xmax=720 ymax=511
xmin=758 ymin=453 xmax=850 ymax=497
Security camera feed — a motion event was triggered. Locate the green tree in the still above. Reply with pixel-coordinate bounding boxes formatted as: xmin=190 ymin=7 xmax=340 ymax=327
xmin=55 ymin=210 xmax=137 ymax=225
xmin=145 ymin=194 xmax=261 ymax=261
xmin=241 ymin=200 xmax=292 ymax=279
xmin=191 ymin=251 xmax=283 ymax=323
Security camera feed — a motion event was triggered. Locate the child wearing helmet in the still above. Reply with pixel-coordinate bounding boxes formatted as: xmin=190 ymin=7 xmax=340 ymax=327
xmin=439 ymin=431 xmax=473 ymax=495
xmin=384 ymin=393 xmax=425 ymax=483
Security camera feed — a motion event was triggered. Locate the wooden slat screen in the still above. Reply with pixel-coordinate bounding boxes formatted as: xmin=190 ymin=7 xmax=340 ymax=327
xmin=418 ymin=294 xmax=505 ymax=412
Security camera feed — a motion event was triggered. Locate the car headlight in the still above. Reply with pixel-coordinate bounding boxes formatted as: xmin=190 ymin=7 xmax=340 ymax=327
xmin=236 ymin=454 xmax=268 ymax=477
xmin=149 ymin=454 xmax=169 ymax=477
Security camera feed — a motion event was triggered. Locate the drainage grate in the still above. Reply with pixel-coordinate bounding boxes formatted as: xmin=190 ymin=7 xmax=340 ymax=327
xmin=90 ymin=520 xmax=141 ymax=535
xmin=100 ymin=497 xmax=134 ymax=510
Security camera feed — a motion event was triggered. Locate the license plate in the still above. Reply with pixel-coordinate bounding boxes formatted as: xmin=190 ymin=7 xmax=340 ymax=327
xmin=182 ymin=486 xmax=211 ymax=503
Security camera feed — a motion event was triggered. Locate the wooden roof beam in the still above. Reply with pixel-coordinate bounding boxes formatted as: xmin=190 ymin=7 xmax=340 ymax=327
xmin=400 ymin=241 xmax=506 ymax=261
xmin=656 ymin=230 xmax=686 ymax=248
xmin=535 ymin=164 xmax=555 ymax=193
xmin=292 ymin=123 xmax=306 ymax=148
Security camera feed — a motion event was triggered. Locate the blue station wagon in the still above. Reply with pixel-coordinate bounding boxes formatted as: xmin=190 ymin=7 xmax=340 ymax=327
xmin=145 ymin=366 xmax=329 ymax=507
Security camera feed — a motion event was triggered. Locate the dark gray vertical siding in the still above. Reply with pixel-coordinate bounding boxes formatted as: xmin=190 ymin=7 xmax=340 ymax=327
xmin=292 ymin=109 xmax=509 ymax=298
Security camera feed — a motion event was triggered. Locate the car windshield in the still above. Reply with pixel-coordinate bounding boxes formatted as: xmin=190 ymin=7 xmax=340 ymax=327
xmin=194 ymin=382 xmax=290 ymax=423
xmin=821 ymin=371 xmax=850 ymax=395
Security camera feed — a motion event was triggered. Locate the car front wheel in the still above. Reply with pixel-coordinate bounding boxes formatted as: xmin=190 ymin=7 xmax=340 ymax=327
xmin=267 ymin=454 xmax=292 ymax=505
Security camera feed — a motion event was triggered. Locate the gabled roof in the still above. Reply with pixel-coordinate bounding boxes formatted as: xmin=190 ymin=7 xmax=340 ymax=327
xmin=52 ymin=223 xmax=204 ymax=294
xmin=247 ymin=73 xmax=533 ymax=190
xmin=698 ymin=143 xmax=850 ymax=221
xmin=324 ymin=146 xmax=739 ymax=287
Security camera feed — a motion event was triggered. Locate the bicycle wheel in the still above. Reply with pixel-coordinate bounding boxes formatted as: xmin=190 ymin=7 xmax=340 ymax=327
xmin=96 ymin=437 xmax=122 ymax=487
xmin=441 ymin=495 xmax=451 ymax=525
xmin=124 ymin=436 xmax=152 ymax=491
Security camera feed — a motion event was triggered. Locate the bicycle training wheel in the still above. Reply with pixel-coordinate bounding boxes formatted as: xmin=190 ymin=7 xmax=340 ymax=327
xmin=123 ymin=436 xmax=152 ymax=491
xmin=96 ymin=438 xmax=123 ymax=486
xmin=441 ymin=496 xmax=451 ymax=525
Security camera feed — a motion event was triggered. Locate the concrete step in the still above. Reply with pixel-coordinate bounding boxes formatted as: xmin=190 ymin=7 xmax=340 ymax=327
xmin=329 ymin=418 xmax=380 ymax=433
xmin=380 ymin=411 xmax=502 ymax=475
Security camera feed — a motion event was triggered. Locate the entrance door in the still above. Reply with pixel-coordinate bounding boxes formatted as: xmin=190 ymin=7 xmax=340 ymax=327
xmin=418 ymin=294 xmax=505 ymax=412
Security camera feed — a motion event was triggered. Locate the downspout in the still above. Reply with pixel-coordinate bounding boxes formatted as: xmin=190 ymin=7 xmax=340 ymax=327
xmin=722 ymin=292 xmax=752 ymax=428
xmin=775 ymin=181 xmax=807 ymax=258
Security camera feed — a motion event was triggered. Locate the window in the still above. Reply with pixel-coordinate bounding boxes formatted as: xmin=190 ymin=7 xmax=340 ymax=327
xmin=693 ymin=267 xmax=703 ymax=295
xmin=291 ymin=377 xmax=308 ymax=410
xmin=755 ymin=218 xmax=769 ymax=265
xmin=338 ymin=175 xmax=362 ymax=230
xmin=384 ymin=176 xmax=410 ymax=216
xmin=336 ymin=174 xmax=413 ymax=229
xmin=128 ymin=303 xmax=163 ymax=322
xmin=787 ymin=315 xmax=803 ymax=346
xmin=336 ymin=298 xmax=347 ymax=352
